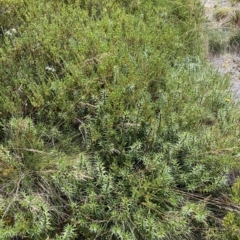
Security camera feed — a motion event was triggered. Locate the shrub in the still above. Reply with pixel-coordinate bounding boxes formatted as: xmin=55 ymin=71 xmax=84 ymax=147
xmin=0 ymin=0 xmax=240 ymax=239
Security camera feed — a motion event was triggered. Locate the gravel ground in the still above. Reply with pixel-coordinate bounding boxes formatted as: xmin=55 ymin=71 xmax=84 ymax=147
xmin=211 ymin=53 xmax=240 ymax=100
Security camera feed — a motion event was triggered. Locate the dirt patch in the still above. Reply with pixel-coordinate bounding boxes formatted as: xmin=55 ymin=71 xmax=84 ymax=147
xmin=211 ymin=53 xmax=240 ymax=100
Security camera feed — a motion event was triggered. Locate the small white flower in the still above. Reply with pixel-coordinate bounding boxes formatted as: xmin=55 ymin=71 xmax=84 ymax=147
xmin=5 ymin=30 xmax=12 ymax=36
xmin=45 ymin=66 xmax=56 ymax=72
xmin=5 ymin=28 xmax=17 ymax=37
xmin=11 ymin=28 xmax=17 ymax=34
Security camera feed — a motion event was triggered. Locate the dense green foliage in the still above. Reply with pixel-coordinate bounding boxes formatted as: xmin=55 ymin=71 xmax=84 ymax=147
xmin=0 ymin=0 xmax=240 ymax=239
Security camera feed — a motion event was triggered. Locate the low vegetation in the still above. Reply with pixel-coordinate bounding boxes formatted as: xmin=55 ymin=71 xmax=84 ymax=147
xmin=0 ymin=0 xmax=240 ymax=239
xmin=229 ymin=29 xmax=240 ymax=51
xmin=213 ymin=7 xmax=232 ymax=21
xmin=208 ymin=3 xmax=240 ymax=54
